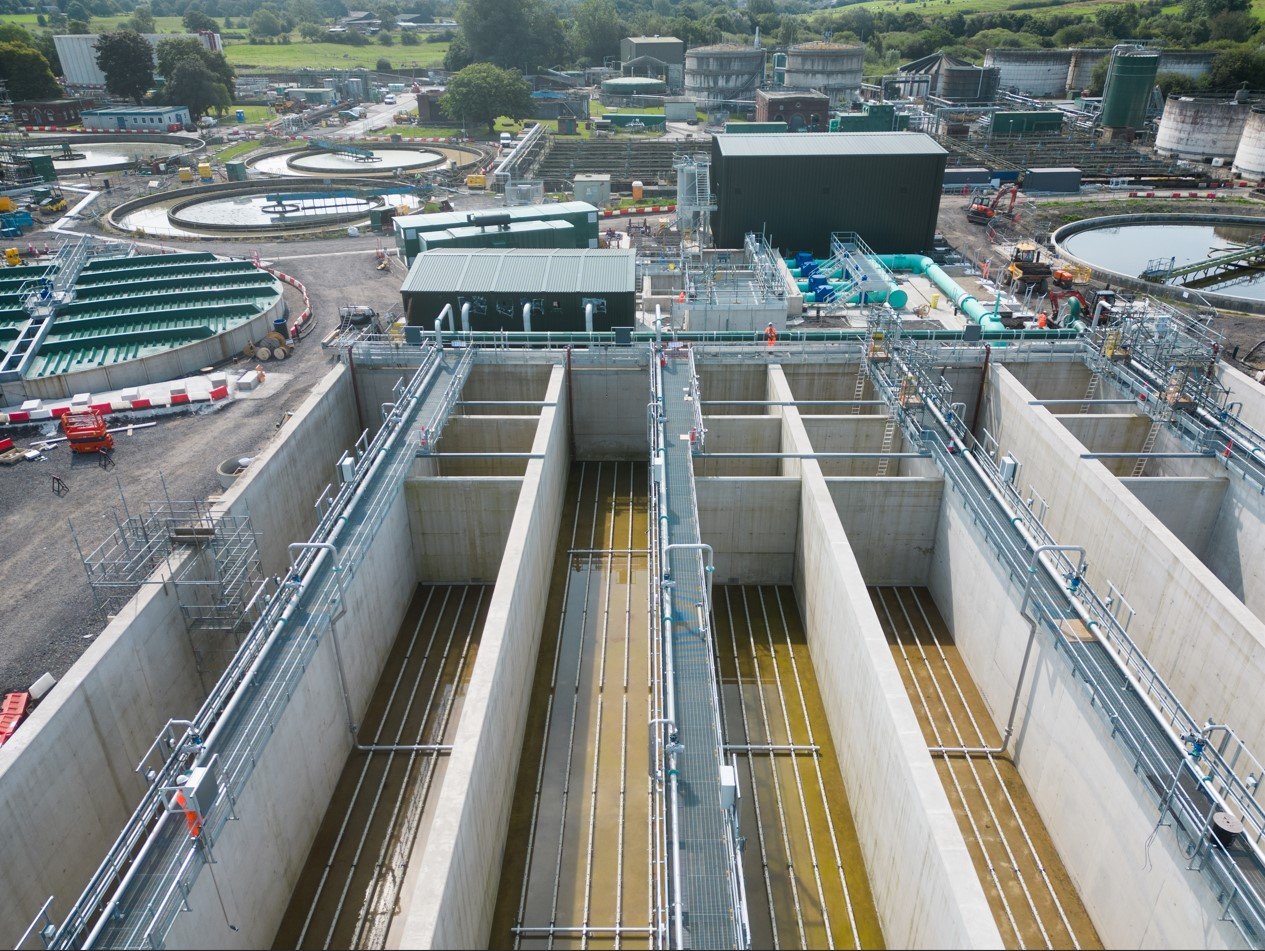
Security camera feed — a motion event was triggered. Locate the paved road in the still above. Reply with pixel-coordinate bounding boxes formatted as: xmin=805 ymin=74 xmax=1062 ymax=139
xmin=333 ymin=92 xmax=419 ymax=139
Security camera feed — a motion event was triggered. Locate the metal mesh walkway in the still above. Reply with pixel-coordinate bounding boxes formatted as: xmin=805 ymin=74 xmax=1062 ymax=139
xmin=659 ymin=349 xmax=743 ymax=948
xmin=57 ymin=349 xmax=470 ymax=950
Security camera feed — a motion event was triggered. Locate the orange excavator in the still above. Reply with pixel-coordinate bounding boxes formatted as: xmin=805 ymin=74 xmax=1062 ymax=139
xmin=966 ymin=172 xmax=1026 ymax=225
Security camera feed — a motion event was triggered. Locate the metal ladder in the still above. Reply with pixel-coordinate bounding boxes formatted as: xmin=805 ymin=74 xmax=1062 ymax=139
xmin=1133 ymin=420 xmax=1161 ymax=477
xmin=1080 ymin=374 xmax=1099 ymax=414
xmin=851 ymin=362 xmax=867 ymax=413
xmin=876 ymin=417 xmax=898 ymax=476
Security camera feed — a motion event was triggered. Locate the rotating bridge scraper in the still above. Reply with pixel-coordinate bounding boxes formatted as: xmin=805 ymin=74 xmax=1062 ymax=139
xmin=652 ymin=343 xmax=751 ymax=949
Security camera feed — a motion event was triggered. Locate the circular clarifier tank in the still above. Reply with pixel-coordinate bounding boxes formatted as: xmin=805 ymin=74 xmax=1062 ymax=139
xmin=1055 ymin=214 xmax=1265 ymax=304
xmin=249 ymin=142 xmax=460 ymax=177
xmin=108 ymin=179 xmax=408 ymax=238
xmin=52 ymin=141 xmax=187 ymax=172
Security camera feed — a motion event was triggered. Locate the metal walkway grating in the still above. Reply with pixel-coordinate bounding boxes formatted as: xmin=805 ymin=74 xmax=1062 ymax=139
xmin=659 ymin=350 xmax=743 ymax=948
xmin=57 ymin=349 xmax=470 ymax=950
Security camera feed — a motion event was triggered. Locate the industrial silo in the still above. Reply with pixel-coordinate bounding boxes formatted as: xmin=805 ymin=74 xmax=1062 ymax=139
xmin=684 ymin=44 xmax=766 ymax=104
xmin=1100 ymin=46 xmax=1160 ymax=133
xmin=1233 ymin=106 xmax=1265 ymax=178
xmin=1156 ymin=93 xmax=1253 ymax=161
xmin=938 ymin=61 xmax=1000 ymax=103
xmin=783 ymin=42 xmax=865 ymax=103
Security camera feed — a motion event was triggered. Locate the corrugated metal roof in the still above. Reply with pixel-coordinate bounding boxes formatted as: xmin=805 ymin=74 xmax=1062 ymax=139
xmin=401 ymin=249 xmax=636 ymax=295
xmin=394 ymin=201 xmax=596 ymax=233
xmin=714 ymin=131 xmax=947 ymax=157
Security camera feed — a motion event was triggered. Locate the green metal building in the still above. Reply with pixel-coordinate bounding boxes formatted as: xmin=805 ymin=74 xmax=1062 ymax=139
xmin=829 ymin=103 xmax=909 ymax=133
xmin=989 ymin=111 xmax=1064 ymax=135
xmin=394 ymin=202 xmax=600 ymax=264
xmin=711 ymin=132 xmax=947 ymax=256
xmin=400 ymin=248 xmax=637 ymax=332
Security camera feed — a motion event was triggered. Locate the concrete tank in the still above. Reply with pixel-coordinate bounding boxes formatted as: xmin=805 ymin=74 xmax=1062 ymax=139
xmin=783 ymin=41 xmax=864 ymax=103
xmin=1233 ymin=107 xmax=1265 ymax=178
xmin=1100 ymin=47 xmax=1159 ymax=130
xmin=1156 ymin=94 xmax=1253 ymax=161
xmin=685 ymin=44 xmax=765 ymax=104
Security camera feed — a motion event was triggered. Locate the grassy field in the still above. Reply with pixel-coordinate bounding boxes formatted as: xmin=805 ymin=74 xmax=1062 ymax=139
xmin=0 ymin=13 xmax=186 ymax=31
xmin=215 ymin=139 xmax=261 ymax=161
xmin=223 ymin=39 xmax=448 ymax=71
xmin=381 ymin=123 xmax=466 ymax=138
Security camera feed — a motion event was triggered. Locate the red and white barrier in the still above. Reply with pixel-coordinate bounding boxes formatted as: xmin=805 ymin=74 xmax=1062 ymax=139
xmin=600 ymin=204 xmax=677 ymax=219
xmin=0 ymin=383 xmax=231 ymax=428
xmin=263 ymin=267 xmax=312 ymax=334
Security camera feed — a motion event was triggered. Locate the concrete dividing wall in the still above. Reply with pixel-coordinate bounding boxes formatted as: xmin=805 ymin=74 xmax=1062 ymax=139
xmin=571 ymin=364 xmax=647 ymax=459
xmin=700 ymin=362 xmax=768 ymax=410
xmin=826 ymin=477 xmax=944 ymax=585
xmin=167 ymin=485 xmax=420 ymax=949
xmin=0 ymin=564 xmax=200 ymax=945
xmin=980 ymin=365 xmax=1265 ymax=759
xmin=929 ymin=486 xmax=1244 ymax=949
xmin=222 ymin=364 xmax=361 ymax=573
xmin=443 ymin=415 xmax=538 ymax=453
xmin=0 ymin=365 xmax=361 ymax=942
xmin=802 ymin=415 xmax=909 ymax=476
xmin=1218 ymin=361 xmax=1265 ymax=433
xmin=697 ymin=476 xmax=799 ymax=583
xmin=395 ymin=365 xmax=569 ymax=948
xmin=1203 ymin=467 xmax=1265 ymax=619
xmin=1003 ymin=360 xmax=1097 ymax=403
xmin=405 ymin=477 xmax=523 ymax=582
xmin=1056 ymin=412 xmax=1150 ymax=455
xmin=1122 ymin=476 xmax=1228 ymax=557
xmin=770 ymin=364 xmax=1002 ymax=949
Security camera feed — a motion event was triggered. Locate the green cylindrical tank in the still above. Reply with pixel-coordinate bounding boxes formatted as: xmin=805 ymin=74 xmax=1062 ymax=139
xmin=1101 ymin=48 xmax=1159 ymax=129
xmin=225 ymin=160 xmax=247 ymax=182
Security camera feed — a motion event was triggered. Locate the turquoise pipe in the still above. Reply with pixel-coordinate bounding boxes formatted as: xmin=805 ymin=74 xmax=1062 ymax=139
xmin=793 ymin=262 xmax=908 ymax=309
xmin=878 ymin=254 xmax=1005 ymax=331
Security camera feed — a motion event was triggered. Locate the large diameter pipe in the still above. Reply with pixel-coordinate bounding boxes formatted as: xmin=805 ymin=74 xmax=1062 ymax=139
xmin=879 ymin=254 xmax=1005 ymax=331
xmin=460 ymin=301 xmax=471 ymax=333
xmin=522 ymin=301 xmax=532 ymax=333
xmin=585 ymin=301 xmax=594 ymax=334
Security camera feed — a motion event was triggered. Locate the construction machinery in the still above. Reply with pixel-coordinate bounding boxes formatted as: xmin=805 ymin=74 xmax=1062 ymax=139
xmin=1002 ymin=241 xmax=1053 ymax=295
xmin=1048 ymin=287 xmax=1118 ymax=327
xmin=966 ymin=173 xmax=1025 ymax=225
xmin=61 ymin=410 xmax=113 ymax=454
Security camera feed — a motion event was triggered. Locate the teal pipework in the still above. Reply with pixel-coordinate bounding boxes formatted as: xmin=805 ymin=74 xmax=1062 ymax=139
xmin=879 ymin=254 xmax=1006 ymax=331
xmin=792 ymin=259 xmax=909 ymax=310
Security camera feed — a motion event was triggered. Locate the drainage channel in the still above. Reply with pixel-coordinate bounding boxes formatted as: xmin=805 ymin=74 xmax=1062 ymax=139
xmin=491 ymin=461 xmax=652 ymax=950
xmin=713 ymin=585 xmax=884 ymax=951
xmin=870 ymin=586 xmax=1100 ymax=950
xmin=273 ymin=583 xmax=489 ymax=950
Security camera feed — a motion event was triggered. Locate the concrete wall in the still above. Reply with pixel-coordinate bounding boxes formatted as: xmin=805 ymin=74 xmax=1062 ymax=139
xmin=929 ymin=482 xmax=1244 ymax=949
xmin=1201 ymin=468 xmax=1265 ymax=620
xmin=442 ymin=416 xmax=538 ymax=453
xmin=827 ymin=477 xmax=944 ymax=585
xmin=571 ymin=365 xmax=648 ymax=459
xmin=223 ymin=364 xmax=361 ymax=573
xmin=395 ymin=366 xmax=570 ymax=948
xmin=770 ymin=364 xmax=1002 ymax=949
xmin=1121 ymin=476 xmax=1228 ymax=558
xmin=979 ymin=364 xmax=1265 ymax=759
xmin=0 ymin=565 xmax=200 ymax=945
xmin=405 ymin=477 xmax=522 ymax=582
xmin=697 ymin=476 xmax=799 ymax=583
xmin=0 ymin=365 xmax=360 ymax=943
xmin=167 ymin=484 xmax=419 ymax=949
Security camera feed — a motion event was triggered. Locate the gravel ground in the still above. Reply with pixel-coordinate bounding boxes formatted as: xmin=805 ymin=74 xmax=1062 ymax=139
xmin=0 ymin=222 xmax=410 ymax=693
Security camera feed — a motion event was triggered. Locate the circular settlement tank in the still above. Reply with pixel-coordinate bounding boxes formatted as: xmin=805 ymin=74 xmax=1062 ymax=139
xmin=1101 ymin=47 xmax=1160 ymax=129
xmin=1234 ymin=107 xmax=1265 ymax=178
xmin=1156 ymin=96 xmax=1252 ymax=160
xmin=600 ymin=76 xmax=667 ymax=97
xmin=783 ymin=42 xmax=864 ymax=100
xmin=685 ymin=44 xmax=765 ymax=103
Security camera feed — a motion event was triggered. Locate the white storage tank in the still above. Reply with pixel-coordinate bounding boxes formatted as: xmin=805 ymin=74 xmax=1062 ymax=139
xmin=1233 ymin=106 xmax=1265 ymax=179
xmin=684 ymin=44 xmax=765 ymax=104
xmin=1156 ymin=93 xmax=1253 ymax=161
xmin=784 ymin=41 xmax=864 ymax=103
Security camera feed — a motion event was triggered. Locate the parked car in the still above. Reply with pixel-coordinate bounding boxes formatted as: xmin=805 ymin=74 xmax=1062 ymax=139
xmin=383 ymin=94 xmax=397 ymax=104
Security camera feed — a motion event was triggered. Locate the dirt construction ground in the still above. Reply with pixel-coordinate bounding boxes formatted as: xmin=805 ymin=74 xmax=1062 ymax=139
xmin=0 ymin=230 xmax=407 ymax=694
